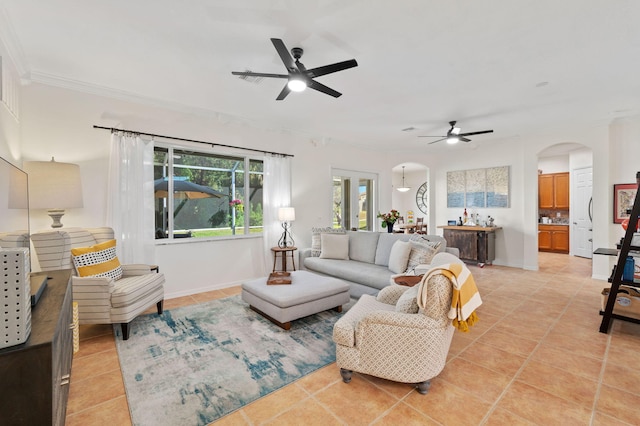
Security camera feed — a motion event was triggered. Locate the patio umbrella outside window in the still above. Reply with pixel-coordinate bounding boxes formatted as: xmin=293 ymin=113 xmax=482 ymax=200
xmin=154 ymin=178 xmax=227 ymax=237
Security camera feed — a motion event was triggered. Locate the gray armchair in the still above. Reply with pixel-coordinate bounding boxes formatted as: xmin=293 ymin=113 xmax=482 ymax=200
xmin=31 ymin=227 xmax=164 ymax=340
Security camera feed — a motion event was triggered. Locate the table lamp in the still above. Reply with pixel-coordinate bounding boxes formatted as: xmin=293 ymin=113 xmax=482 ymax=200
xmin=24 ymin=158 xmax=84 ymax=228
xmin=277 ymin=207 xmax=295 ymax=248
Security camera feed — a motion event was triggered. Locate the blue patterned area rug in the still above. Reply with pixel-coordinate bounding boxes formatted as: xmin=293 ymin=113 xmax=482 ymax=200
xmin=114 ymin=295 xmax=339 ymax=426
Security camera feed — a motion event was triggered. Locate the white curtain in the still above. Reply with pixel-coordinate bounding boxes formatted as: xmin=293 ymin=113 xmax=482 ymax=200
xmin=107 ymin=132 xmax=156 ymax=264
xmin=262 ymin=155 xmax=292 ymax=273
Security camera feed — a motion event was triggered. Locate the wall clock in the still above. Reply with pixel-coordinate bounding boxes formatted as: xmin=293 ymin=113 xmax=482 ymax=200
xmin=416 ymin=182 xmax=428 ymax=214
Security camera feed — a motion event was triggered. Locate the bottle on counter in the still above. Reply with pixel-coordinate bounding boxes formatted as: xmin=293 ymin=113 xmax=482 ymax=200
xmin=463 ymin=208 xmax=468 ymax=224
xmin=457 ymin=216 xmax=463 ymax=226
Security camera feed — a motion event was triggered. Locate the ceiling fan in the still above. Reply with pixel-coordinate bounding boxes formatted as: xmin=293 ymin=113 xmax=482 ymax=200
xmin=231 ymin=38 xmax=358 ymax=100
xmin=419 ymin=121 xmax=494 ymax=144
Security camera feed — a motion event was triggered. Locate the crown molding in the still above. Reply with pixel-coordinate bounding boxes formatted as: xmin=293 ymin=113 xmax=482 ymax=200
xmin=29 ymin=70 xmax=224 ymax=116
xmin=0 ymin=7 xmax=29 ymax=78
xmin=28 ymin=70 xmax=336 ymax=145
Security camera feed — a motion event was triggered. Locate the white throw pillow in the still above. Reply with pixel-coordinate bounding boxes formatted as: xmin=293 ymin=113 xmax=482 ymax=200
xmin=388 ymin=240 xmax=412 ymax=273
xmin=319 ymin=233 xmax=349 ymax=260
xmin=311 ymin=227 xmax=345 ymax=256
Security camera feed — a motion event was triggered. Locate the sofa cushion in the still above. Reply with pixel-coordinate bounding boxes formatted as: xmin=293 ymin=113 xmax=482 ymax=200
xmin=374 ymin=233 xmax=412 ymax=266
xmin=311 ymin=227 xmax=346 ymax=257
xmin=304 ymin=257 xmax=394 ymax=290
xmin=320 ymin=234 xmax=349 ymax=260
xmin=347 ymin=231 xmax=380 ymax=263
xmin=388 ymin=240 xmax=411 ymax=273
xmin=71 ymin=239 xmax=123 ymax=280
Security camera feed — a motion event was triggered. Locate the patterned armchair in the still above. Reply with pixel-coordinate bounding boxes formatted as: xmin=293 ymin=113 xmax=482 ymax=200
xmin=30 ymin=227 xmax=164 ymax=340
xmin=333 ymin=252 xmax=460 ymax=394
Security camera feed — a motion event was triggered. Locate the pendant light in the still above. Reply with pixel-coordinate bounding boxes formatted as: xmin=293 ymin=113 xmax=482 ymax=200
xmin=397 ymin=166 xmax=410 ymax=192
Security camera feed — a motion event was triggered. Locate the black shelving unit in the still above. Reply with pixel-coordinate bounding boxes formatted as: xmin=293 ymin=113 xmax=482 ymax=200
xmin=599 ymin=171 xmax=640 ymax=333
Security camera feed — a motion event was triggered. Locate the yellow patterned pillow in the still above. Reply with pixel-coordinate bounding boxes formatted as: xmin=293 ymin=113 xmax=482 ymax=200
xmin=71 ymin=239 xmax=123 ymax=280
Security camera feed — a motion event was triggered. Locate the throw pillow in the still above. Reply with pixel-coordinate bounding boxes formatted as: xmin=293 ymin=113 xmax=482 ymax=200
xmin=71 ymin=239 xmax=123 ymax=280
xmin=405 ymin=242 xmax=438 ymax=274
xmin=388 ymin=240 xmax=412 ymax=274
xmin=395 ymin=285 xmax=420 ymax=314
xmin=409 ymin=234 xmax=443 ymax=252
xmin=311 ymin=227 xmax=345 ymax=257
xmin=319 ymin=233 xmax=349 ymax=260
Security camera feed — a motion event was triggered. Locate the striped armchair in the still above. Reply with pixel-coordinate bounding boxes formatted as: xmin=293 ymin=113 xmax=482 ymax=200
xmin=333 ymin=252 xmax=461 ymax=394
xmin=30 ymin=227 xmax=164 ymax=340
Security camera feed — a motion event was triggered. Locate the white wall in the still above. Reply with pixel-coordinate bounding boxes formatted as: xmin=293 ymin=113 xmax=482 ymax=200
xmin=18 ymin=83 xmax=407 ymax=298
xmin=8 ymin=79 xmax=639 ymax=296
xmin=538 ymin=156 xmax=569 ymax=174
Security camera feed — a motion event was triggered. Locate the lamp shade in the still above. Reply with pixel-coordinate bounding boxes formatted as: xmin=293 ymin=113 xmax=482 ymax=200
xmin=24 ymin=159 xmax=83 ymax=210
xmin=278 ymin=207 xmax=296 ymax=222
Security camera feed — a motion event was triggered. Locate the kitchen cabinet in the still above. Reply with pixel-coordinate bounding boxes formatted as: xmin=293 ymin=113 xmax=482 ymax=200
xmin=439 ymin=226 xmax=501 ymax=267
xmin=538 ymin=224 xmax=569 ymax=253
xmin=0 ymin=269 xmax=73 ymax=426
xmin=538 ymin=172 xmax=569 ymax=209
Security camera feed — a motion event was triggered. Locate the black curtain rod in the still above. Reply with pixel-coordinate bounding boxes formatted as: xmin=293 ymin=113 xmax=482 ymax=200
xmin=93 ymin=125 xmax=294 ymax=158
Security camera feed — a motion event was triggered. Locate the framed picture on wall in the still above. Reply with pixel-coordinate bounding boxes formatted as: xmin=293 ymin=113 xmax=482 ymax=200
xmin=613 ymin=183 xmax=637 ymax=224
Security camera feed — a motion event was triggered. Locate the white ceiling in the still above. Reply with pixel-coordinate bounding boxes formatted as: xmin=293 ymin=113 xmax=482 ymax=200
xmin=2 ymin=1 xmax=639 ymax=152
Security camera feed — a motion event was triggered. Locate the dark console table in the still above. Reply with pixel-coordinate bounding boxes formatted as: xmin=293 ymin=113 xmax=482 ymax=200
xmin=439 ymin=225 xmax=502 ymax=267
xmin=0 ymin=269 xmax=73 ymax=426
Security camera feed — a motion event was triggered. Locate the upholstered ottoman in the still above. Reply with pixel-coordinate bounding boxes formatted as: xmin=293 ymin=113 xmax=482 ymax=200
xmin=241 ymin=270 xmax=350 ymax=330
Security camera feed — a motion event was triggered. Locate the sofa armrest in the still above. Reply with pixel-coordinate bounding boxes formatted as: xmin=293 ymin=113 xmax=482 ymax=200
xmin=376 ymin=284 xmax=410 ymax=305
xmin=445 ymin=247 xmax=460 ymax=257
xmin=121 ymin=264 xmax=153 ymax=277
xmin=298 ymin=248 xmax=315 ymax=271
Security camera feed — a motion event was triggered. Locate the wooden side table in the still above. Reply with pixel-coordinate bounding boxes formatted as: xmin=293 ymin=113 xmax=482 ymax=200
xmin=271 ymin=246 xmax=297 ymax=272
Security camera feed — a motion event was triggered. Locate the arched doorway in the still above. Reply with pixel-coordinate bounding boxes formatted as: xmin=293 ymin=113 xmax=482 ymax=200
xmin=391 ymin=162 xmax=430 ymax=233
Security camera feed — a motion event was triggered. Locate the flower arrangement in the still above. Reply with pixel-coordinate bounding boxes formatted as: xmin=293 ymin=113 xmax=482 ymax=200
xmin=377 ymin=209 xmax=400 ymax=228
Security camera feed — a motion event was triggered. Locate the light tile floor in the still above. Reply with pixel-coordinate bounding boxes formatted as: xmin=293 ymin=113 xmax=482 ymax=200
xmin=65 ymin=253 xmax=640 ymax=425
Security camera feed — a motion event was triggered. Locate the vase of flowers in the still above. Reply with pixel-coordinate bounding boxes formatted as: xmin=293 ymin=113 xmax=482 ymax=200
xmin=377 ymin=209 xmax=400 ymax=233
xmin=229 ymin=199 xmax=243 ymax=213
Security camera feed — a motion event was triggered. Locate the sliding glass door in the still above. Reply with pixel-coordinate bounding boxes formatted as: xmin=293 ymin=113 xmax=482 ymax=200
xmin=332 ymin=169 xmax=377 ymax=231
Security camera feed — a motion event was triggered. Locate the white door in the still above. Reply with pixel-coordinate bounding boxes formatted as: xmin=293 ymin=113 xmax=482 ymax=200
xmin=572 ymin=167 xmax=593 ymax=258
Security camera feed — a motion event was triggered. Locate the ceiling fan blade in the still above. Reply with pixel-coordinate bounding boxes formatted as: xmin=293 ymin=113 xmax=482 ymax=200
xmin=232 ymin=71 xmax=288 ymax=79
xmin=418 ymin=135 xmax=446 ymax=138
xmin=460 ymin=137 xmax=471 ymax=142
xmin=428 ymin=138 xmax=447 ymax=144
xmin=276 ymin=84 xmax=291 ymax=101
xmin=307 ymin=59 xmax=358 ymax=78
xmin=307 ymin=79 xmax=342 ymax=97
xmin=459 ymin=130 xmax=494 ymax=137
xmin=271 ymin=38 xmax=296 ymax=72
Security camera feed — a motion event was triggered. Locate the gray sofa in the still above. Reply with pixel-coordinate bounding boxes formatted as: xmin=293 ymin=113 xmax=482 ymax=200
xmin=300 ymin=230 xmax=459 ymax=299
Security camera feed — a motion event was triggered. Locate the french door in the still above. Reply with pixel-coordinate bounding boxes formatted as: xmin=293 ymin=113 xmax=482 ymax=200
xmin=332 ymin=169 xmax=377 ymax=231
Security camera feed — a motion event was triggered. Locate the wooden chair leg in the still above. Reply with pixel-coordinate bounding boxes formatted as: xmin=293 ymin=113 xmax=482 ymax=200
xmin=121 ymin=322 xmax=130 ymax=340
xmin=157 ymin=300 xmax=164 ymax=315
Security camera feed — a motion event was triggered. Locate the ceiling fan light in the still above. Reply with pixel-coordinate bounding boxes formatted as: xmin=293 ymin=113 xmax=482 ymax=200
xmin=447 ymin=136 xmax=460 ymax=144
xmin=287 ymin=78 xmax=307 ymax=92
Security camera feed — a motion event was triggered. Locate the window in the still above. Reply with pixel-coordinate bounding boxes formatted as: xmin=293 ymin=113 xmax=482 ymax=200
xmin=332 ymin=169 xmax=376 ymax=231
xmin=154 ymin=146 xmax=263 ymax=239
